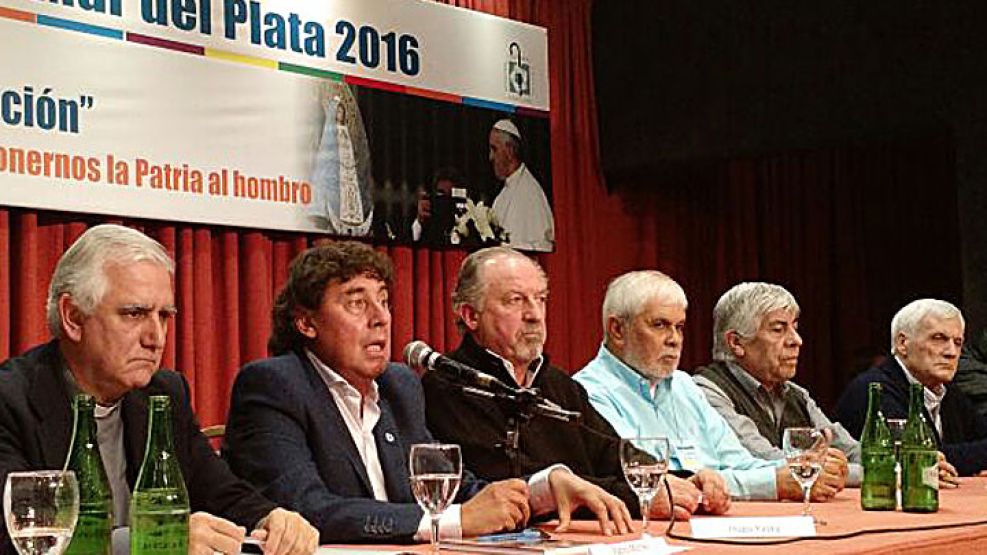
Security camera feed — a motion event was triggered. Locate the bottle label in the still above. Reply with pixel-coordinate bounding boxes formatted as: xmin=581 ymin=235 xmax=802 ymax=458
xmin=923 ymin=464 xmax=939 ymax=490
xmin=131 ymin=509 xmax=189 ymax=555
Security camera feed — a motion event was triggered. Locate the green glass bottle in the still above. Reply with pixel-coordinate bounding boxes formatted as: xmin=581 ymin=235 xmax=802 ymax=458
xmin=901 ymin=383 xmax=939 ymax=513
xmin=64 ymin=394 xmax=113 ymax=555
xmin=860 ymin=383 xmax=896 ymax=510
xmin=130 ymin=395 xmax=190 ymax=555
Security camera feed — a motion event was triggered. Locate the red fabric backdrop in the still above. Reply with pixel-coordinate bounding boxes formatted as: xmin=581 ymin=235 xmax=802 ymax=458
xmin=0 ymin=0 xmax=618 ymax=428
xmin=0 ymin=0 xmax=962 ymax=428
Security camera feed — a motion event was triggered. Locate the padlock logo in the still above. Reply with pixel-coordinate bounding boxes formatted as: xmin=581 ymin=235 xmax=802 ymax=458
xmin=505 ymin=42 xmax=531 ymax=97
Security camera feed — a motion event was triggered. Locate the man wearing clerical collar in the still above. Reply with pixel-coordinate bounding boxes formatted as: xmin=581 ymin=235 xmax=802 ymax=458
xmin=693 ymin=282 xmax=854 ymax=499
xmin=423 ymin=246 xmax=729 ymax=523
xmin=835 ymin=298 xmax=982 ymax=478
xmin=0 ymin=224 xmax=317 ymax=555
xmin=576 ymin=270 xmax=832 ymax=503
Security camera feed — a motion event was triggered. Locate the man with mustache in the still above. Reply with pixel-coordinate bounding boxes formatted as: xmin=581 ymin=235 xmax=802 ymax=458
xmin=693 ymin=282 xmax=854 ymax=500
xmin=835 ymin=299 xmax=986 ymax=477
xmin=223 ymin=242 xmax=630 ymax=544
xmin=423 ymin=247 xmax=724 ymax=525
xmin=575 ymin=271 xmax=819 ymax=503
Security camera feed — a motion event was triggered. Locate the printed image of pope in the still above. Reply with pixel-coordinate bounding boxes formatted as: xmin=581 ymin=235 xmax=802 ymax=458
xmin=488 ymin=118 xmax=555 ymax=251
xmin=308 ymin=86 xmax=374 ymax=236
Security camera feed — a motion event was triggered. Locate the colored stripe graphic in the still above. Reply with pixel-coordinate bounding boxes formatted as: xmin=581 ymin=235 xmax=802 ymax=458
xmin=205 ymin=48 xmax=278 ymax=70
xmin=462 ymin=97 xmax=516 ymax=113
xmin=37 ymin=14 xmax=122 ymax=40
xmin=405 ymin=87 xmax=462 ymax=104
xmin=279 ymin=63 xmax=343 ymax=81
xmin=5 ymin=8 xmax=544 ymax=114
xmin=0 ymin=6 xmax=35 ymax=23
xmin=344 ymin=75 xmax=405 ymax=94
xmin=127 ymin=32 xmax=204 ymax=55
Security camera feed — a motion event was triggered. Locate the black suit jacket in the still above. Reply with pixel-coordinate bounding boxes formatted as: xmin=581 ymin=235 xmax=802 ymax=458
xmin=834 ymin=356 xmax=987 ymax=476
xmin=0 ymin=341 xmax=274 ymax=554
xmin=222 ymin=351 xmax=486 ymax=544
xmin=422 ymin=334 xmax=640 ymax=517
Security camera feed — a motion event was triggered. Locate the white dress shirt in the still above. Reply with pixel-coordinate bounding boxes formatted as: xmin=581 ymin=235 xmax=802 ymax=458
xmin=898 ymin=355 xmax=947 ymax=437
xmin=306 ymin=350 xmax=461 ymax=541
xmin=306 ymin=350 xmax=565 ymax=541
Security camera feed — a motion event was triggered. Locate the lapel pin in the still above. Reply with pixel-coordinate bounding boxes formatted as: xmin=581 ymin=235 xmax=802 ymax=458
xmin=384 ymin=432 xmax=395 ymax=443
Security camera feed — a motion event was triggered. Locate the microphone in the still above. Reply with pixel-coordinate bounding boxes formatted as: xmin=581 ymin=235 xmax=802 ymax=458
xmin=403 ymin=340 xmax=581 ymax=422
xmin=403 ymin=340 xmax=517 ymax=395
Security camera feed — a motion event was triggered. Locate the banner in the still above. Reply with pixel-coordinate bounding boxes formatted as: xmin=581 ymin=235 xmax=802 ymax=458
xmin=0 ymin=0 xmax=555 ymax=250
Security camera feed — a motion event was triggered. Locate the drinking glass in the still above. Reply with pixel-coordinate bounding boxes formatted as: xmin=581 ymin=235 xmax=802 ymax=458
xmin=409 ymin=444 xmax=462 ymax=553
xmin=886 ymin=418 xmax=907 ymax=508
xmin=3 ymin=470 xmax=79 ymax=555
xmin=619 ymin=437 xmax=670 ymax=537
xmin=782 ymin=427 xmax=829 ymax=525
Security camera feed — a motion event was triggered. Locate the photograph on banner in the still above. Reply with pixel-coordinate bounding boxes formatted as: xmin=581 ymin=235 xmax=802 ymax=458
xmin=303 ymin=81 xmax=554 ymax=252
xmin=0 ymin=0 xmax=552 ymax=250
xmin=352 ymin=86 xmax=553 ymax=252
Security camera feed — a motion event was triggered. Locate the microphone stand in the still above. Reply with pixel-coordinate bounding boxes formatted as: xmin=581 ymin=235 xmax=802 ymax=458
xmin=459 ymin=385 xmax=578 ymax=478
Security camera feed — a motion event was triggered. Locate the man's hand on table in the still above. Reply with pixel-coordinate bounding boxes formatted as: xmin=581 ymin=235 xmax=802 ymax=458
xmin=188 ymin=512 xmax=247 ymax=555
xmin=938 ymin=452 xmax=960 ymax=488
xmin=648 ymin=474 xmax=701 ymax=521
xmin=461 ymin=479 xmax=531 ymax=536
xmin=548 ymin=468 xmax=631 ymax=536
xmin=251 ymin=508 xmax=319 ymax=555
xmin=689 ymin=469 xmax=731 ymax=514
xmin=777 ymin=448 xmax=847 ymax=502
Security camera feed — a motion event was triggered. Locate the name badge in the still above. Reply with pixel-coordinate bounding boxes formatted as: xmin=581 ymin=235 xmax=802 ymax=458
xmin=689 ymin=516 xmax=816 ymax=538
xmin=589 ymin=536 xmax=689 ymax=555
xmin=674 ymin=443 xmax=703 ymax=473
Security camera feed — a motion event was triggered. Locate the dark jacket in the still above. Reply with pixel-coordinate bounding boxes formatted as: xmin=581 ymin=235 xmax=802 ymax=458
xmin=953 ymin=329 xmax=987 ymax=420
xmin=834 ymin=356 xmax=987 ymax=476
xmin=0 ymin=341 xmax=274 ymax=554
xmin=421 ymin=334 xmax=640 ymax=517
xmin=222 ymin=351 xmax=486 ymax=544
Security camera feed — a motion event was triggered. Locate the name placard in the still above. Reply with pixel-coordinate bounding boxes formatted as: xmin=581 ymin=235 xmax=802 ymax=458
xmin=588 ymin=536 xmax=691 ymax=555
xmin=688 ymin=516 xmax=816 ymax=539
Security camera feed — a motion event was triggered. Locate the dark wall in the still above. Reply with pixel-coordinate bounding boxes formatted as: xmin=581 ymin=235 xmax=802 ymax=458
xmin=593 ymin=0 xmax=987 ymax=342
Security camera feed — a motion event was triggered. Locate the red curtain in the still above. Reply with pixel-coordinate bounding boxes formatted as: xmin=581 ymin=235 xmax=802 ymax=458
xmin=606 ymin=136 xmax=962 ymax=408
xmin=0 ymin=0 xmax=613 ymax=427
xmin=0 ymin=0 xmax=962 ymax=426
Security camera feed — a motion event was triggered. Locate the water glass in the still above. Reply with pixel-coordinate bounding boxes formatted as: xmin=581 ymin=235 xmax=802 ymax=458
xmin=782 ymin=427 xmax=829 ymax=524
xmin=619 ymin=437 xmax=670 ymax=537
xmin=409 ymin=444 xmax=462 ymax=552
xmin=4 ymin=470 xmax=79 ymax=555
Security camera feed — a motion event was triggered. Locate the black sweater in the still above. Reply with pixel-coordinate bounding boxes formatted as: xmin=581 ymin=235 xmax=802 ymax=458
xmin=421 ymin=334 xmax=640 ymax=516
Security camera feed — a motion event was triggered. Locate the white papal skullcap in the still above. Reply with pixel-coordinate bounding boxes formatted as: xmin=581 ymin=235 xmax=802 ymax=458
xmin=492 ymin=119 xmax=521 ymax=140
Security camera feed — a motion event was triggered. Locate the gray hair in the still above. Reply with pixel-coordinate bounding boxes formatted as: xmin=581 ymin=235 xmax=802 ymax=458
xmin=46 ymin=224 xmax=174 ymax=338
xmin=602 ymin=270 xmax=688 ymax=342
xmin=451 ymin=246 xmax=545 ymax=330
xmin=712 ymin=282 xmax=800 ymax=361
xmin=890 ymin=298 xmax=965 ymax=355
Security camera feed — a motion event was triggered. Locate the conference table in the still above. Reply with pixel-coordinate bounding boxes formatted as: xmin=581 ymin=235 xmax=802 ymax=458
xmin=317 ymin=477 xmax=987 ymax=555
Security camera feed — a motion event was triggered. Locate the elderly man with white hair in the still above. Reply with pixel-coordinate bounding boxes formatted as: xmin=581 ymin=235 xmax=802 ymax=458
xmin=0 ymin=224 xmax=318 ymax=555
xmin=576 ymin=271 xmax=828 ymax=504
xmin=835 ymin=299 xmax=986 ymax=477
xmin=488 ymin=118 xmax=554 ymax=251
xmin=692 ymin=282 xmax=855 ymax=498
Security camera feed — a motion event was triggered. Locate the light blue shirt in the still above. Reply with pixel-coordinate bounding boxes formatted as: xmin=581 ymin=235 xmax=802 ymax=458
xmin=574 ymin=346 xmax=783 ymax=500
